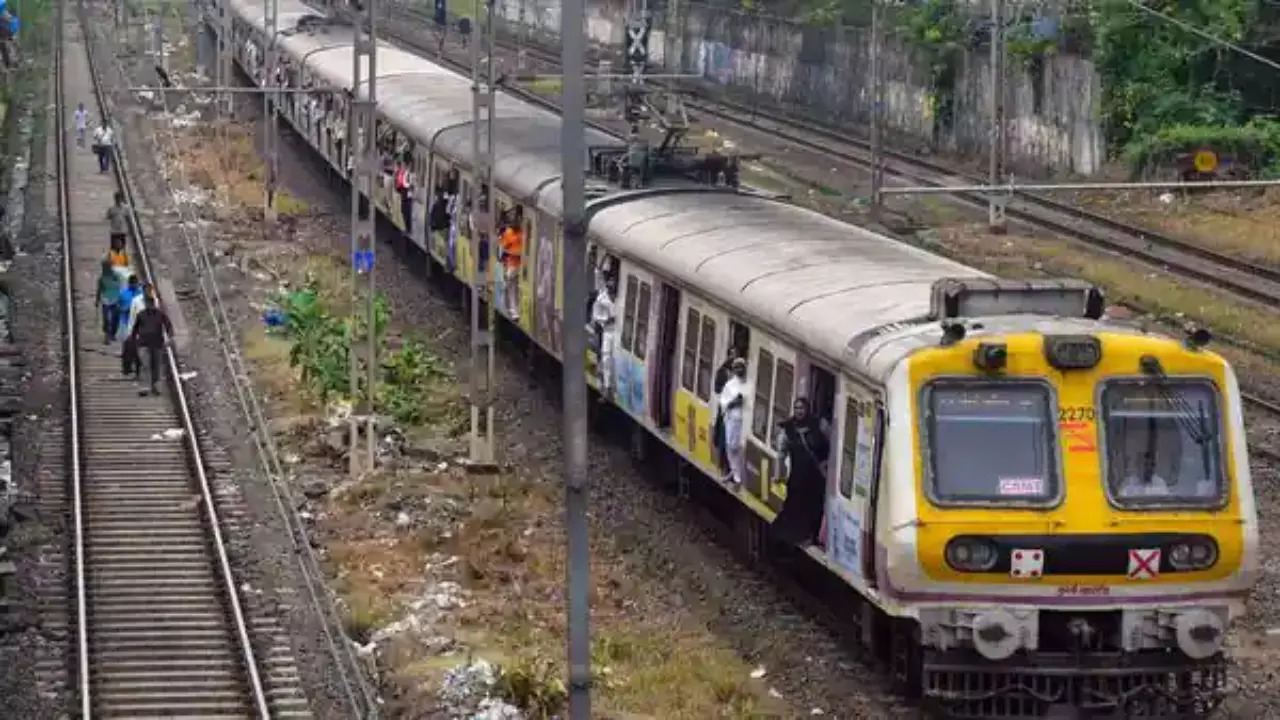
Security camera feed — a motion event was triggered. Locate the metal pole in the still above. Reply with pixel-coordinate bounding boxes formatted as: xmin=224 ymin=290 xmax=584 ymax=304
xmin=264 ymin=0 xmax=278 ymax=223
xmin=218 ymin=0 xmax=232 ymax=118
xmin=467 ymin=0 xmax=497 ymax=469
xmin=517 ymin=0 xmax=528 ymax=70
xmin=869 ymin=0 xmax=882 ymax=218
xmin=348 ymin=0 xmax=378 ymax=478
xmin=987 ymin=0 xmax=1006 ymax=233
xmin=364 ymin=0 xmax=380 ymax=469
xmin=561 ymin=0 xmax=591 ymax=710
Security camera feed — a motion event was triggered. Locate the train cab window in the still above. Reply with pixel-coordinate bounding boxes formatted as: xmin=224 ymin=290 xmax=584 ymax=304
xmin=924 ymin=381 xmax=1059 ymax=505
xmin=1101 ymin=380 xmax=1225 ymax=508
xmin=681 ymin=308 xmax=700 ymax=393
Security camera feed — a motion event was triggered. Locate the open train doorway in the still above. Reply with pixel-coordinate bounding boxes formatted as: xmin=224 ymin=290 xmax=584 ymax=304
xmin=809 ymin=364 xmax=837 ymax=441
xmin=651 ymin=283 xmax=681 ymax=429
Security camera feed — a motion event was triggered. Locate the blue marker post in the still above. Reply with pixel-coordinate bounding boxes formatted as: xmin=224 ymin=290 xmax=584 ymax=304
xmin=353 ymin=234 xmax=374 ymax=274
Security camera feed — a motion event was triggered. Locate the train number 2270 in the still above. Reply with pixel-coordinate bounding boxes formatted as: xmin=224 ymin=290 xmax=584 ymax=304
xmin=1059 ymin=406 xmax=1097 ymax=422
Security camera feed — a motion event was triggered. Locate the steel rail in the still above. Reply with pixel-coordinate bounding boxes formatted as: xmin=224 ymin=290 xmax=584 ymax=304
xmin=71 ymin=0 xmax=271 ymax=715
xmin=132 ymin=2 xmax=379 ymax=713
xmin=54 ymin=0 xmax=91 ymax=713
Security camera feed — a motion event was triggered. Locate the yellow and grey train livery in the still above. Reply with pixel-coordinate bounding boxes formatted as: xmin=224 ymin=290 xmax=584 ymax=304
xmin=213 ymin=0 xmax=1262 ymax=715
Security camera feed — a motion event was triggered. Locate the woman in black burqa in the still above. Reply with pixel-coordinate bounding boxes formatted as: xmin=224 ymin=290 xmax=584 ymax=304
xmin=771 ymin=397 xmax=830 ymax=546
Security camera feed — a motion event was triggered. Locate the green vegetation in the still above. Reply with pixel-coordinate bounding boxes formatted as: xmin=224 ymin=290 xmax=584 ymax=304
xmin=275 ymin=277 xmax=452 ymax=426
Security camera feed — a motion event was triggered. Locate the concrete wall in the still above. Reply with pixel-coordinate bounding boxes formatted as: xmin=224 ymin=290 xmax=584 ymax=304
xmin=490 ymin=0 xmax=1105 ymax=176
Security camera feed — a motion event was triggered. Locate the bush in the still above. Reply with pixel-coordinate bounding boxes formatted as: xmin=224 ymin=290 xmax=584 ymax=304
xmin=1121 ymin=120 xmax=1280 ymax=178
xmin=277 ymin=278 xmax=451 ymax=425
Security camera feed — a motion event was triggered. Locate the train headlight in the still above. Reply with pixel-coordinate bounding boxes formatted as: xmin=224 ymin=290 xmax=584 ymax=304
xmin=1168 ymin=537 xmax=1218 ymax=571
xmin=945 ymin=537 xmax=998 ymax=572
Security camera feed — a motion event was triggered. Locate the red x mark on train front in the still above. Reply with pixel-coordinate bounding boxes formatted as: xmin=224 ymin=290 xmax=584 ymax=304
xmin=1128 ymin=548 xmax=1161 ymax=580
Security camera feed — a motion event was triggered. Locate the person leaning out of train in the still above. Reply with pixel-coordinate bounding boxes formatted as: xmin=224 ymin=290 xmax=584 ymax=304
xmin=394 ymin=154 xmax=414 ymax=235
xmin=771 ymin=397 xmax=830 ymax=548
xmin=592 ymin=274 xmax=618 ymax=399
xmin=499 ymin=206 xmax=525 ymax=320
xmin=94 ymin=258 xmax=122 ymax=345
xmin=712 ymin=345 xmax=743 ymax=477
xmin=719 ymin=357 xmax=750 ymax=489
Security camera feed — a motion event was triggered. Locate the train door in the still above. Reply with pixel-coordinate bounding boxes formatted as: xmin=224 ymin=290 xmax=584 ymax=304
xmin=533 ymin=213 xmax=560 ymax=353
xmin=745 ymin=334 xmax=796 ymax=511
xmin=672 ymin=299 xmax=719 ymax=468
xmin=649 ymin=283 xmax=681 ymax=430
xmin=826 ymin=387 xmax=884 ymax=586
xmin=616 ymin=269 xmax=653 ymax=417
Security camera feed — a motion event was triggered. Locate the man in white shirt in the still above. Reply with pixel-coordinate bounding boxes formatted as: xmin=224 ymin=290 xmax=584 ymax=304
xmin=73 ymin=103 xmax=89 ymax=147
xmin=92 ymin=122 xmax=114 ymax=173
xmin=718 ymin=357 xmax=750 ymax=488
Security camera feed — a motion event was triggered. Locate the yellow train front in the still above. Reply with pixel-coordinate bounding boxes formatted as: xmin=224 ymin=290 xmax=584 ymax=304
xmin=877 ymin=300 xmax=1259 ymax=718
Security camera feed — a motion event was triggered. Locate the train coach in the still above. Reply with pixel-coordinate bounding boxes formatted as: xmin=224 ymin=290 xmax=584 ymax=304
xmin=212 ymin=0 xmax=1261 ymax=716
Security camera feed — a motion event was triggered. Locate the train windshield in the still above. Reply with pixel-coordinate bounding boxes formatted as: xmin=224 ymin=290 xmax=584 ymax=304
xmin=924 ymin=381 xmax=1058 ymax=505
xmin=1102 ymin=379 xmax=1225 ymax=508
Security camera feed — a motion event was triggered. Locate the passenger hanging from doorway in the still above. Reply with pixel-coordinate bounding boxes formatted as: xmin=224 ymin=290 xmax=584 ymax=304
xmin=712 ymin=345 xmax=741 ymax=477
xmin=592 ymin=274 xmax=617 ymax=399
xmin=718 ymin=357 xmax=750 ymax=488
xmin=130 ymin=294 xmax=174 ymax=397
xmin=92 ymin=121 xmax=114 ymax=173
xmin=499 ymin=205 xmax=524 ymax=320
xmin=74 ymin=103 xmax=89 ymax=147
xmin=395 ymin=153 xmax=414 ymax=235
xmin=771 ymin=397 xmax=830 ymax=547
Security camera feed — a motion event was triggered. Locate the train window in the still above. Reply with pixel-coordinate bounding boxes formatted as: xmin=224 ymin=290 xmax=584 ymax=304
xmin=773 ymin=360 xmax=794 ymax=435
xmin=840 ymin=399 xmax=880 ymax=500
xmin=633 ymin=282 xmax=652 ymax=361
xmin=752 ymin=349 xmax=775 ymax=440
xmin=1101 ymin=379 xmax=1225 ymax=508
xmin=620 ymin=275 xmax=639 ymax=353
xmin=924 ymin=381 xmax=1059 ymax=506
xmin=681 ymin=308 xmax=700 ymax=392
xmin=696 ymin=315 xmax=717 ymax=402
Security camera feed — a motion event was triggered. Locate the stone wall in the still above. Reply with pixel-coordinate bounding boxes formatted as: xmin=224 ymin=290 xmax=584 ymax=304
xmin=490 ymin=0 xmax=1105 ymax=176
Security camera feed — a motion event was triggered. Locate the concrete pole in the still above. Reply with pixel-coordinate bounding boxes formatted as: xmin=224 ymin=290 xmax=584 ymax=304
xmin=467 ymin=0 xmax=497 ymax=469
xmin=349 ymin=0 xmax=379 ymax=477
xmin=988 ymin=0 xmax=1006 ymax=233
xmin=264 ymin=0 xmax=278 ymax=224
xmin=869 ymin=0 xmax=882 ymax=218
xmin=561 ymin=0 xmax=591 ymax=711
xmin=218 ymin=0 xmax=232 ymax=118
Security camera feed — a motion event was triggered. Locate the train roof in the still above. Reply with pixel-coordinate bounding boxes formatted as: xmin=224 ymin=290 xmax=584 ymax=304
xmin=229 ymin=0 xmax=1144 ymax=380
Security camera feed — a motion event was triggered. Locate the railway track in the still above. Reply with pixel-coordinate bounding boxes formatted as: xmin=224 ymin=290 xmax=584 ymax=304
xmin=59 ymin=4 xmax=311 ymax=716
xmin=383 ymin=2 xmax=1280 ymax=309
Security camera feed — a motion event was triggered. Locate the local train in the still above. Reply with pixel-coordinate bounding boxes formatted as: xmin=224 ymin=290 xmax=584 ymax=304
xmin=212 ymin=0 xmax=1260 ymax=715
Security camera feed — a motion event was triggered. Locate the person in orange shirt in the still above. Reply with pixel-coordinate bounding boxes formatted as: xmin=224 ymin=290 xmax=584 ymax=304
xmin=498 ymin=206 xmax=524 ymax=321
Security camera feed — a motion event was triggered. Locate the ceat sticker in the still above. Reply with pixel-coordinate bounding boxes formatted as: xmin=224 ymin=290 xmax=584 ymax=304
xmin=1010 ymin=548 xmax=1044 ymax=579
xmin=998 ymin=477 xmax=1043 ymax=496
xmin=1128 ymin=548 xmax=1161 ymax=580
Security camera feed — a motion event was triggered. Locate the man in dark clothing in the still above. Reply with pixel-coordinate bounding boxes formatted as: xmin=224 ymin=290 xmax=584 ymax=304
xmin=129 ymin=294 xmax=173 ymax=396
xmin=771 ymin=397 xmax=831 ymax=547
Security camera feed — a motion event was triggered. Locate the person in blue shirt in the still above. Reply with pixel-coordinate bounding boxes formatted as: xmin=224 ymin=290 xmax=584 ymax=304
xmin=116 ymin=275 xmax=141 ymax=375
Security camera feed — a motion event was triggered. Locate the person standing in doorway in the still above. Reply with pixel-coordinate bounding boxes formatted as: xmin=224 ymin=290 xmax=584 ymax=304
xmin=771 ymin=397 xmax=831 ymax=547
xmin=130 ymin=294 xmax=173 ymax=396
xmin=591 ymin=274 xmax=617 ymax=399
xmin=74 ymin=103 xmax=89 ymax=147
xmin=712 ymin=345 xmax=742 ymax=476
xmin=498 ymin=206 xmax=524 ymax=321
xmin=94 ymin=258 xmax=121 ymax=344
xmin=718 ymin=357 xmax=750 ymax=488
xmin=394 ymin=152 xmax=414 ymax=236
